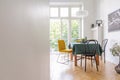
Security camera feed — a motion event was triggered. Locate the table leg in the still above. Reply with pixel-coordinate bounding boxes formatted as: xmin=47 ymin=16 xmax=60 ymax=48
xmin=69 ymin=53 xmax=73 ymax=60
xmin=74 ymin=55 xmax=77 ymax=66
xmin=96 ymin=54 xmax=99 ymax=65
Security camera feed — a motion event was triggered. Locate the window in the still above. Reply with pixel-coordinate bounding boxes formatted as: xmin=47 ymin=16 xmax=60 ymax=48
xmin=60 ymin=7 xmax=69 ymax=17
xmin=71 ymin=19 xmax=81 ymax=42
xmin=50 ymin=7 xmax=58 ymax=17
xmin=50 ymin=3 xmax=83 ymax=51
xmin=50 ymin=19 xmax=61 ymax=50
xmin=71 ymin=7 xmax=80 ymax=17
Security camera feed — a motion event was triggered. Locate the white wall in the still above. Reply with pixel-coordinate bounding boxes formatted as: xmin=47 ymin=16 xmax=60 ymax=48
xmin=0 ymin=0 xmax=49 ymax=80
xmin=95 ymin=0 xmax=120 ymax=64
xmin=50 ymin=0 xmax=96 ymax=39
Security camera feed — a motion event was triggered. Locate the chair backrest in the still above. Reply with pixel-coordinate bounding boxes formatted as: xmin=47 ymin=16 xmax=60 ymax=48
xmin=84 ymin=40 xmax=98 ymax=55
xmin=101 ymin=39 xmax=108 ymax=51
xmin=58 ymin=40 xmax=66 ymax=51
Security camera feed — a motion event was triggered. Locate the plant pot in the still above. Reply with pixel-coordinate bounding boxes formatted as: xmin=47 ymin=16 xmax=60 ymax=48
xmin=115 ymin=63 xmax=120 ymax=74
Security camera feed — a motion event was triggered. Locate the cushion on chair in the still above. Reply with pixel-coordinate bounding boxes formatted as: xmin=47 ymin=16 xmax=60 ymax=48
xmin=60 ymin=49 xmax=72 ymax=53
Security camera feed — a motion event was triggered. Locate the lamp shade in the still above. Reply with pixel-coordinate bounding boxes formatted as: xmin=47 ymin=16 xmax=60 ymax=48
xmin=76 ymin=10 xmax=88 ymax=17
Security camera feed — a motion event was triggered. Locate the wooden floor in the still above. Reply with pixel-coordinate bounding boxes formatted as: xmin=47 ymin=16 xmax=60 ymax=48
xmin=50 ymin=53 xmax=120 ymax=80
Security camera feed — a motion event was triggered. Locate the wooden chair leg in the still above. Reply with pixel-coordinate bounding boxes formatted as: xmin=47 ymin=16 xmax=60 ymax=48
xmin=101 ymin=54 xmax=102 ymax=60
xmin=81 ymin=55 xmax=82 ymax=66
xmin=91 ymin=56 xmax=93 ymax=67
xmin=85 ymin=56 xmax=87 ymax=72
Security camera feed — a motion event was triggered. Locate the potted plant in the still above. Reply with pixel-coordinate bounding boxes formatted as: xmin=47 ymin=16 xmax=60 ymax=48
xmin=110 ymin=43 xmax=120 ymax=74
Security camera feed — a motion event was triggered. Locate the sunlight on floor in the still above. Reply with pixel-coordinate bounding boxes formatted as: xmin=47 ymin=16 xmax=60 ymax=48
xmin=50 ymin=53 xmax=120 ymax=80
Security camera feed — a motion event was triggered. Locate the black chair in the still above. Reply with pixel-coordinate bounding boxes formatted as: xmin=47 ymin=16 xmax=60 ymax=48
xmin=81 ymin=40 xmax=99 ymax=72
xmin=101 ymin=39 xmax=108 ymax=63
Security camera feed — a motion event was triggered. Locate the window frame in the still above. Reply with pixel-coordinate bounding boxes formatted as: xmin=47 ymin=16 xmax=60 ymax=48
xmin=50 ymin=2 xmax=84 ymax=44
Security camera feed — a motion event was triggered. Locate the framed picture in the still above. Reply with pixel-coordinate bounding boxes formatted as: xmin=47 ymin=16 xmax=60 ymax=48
xmin=96 ymin=20 xmax=102 ymax=24
xmin=108 ymin=9 xmax=120 ymax=32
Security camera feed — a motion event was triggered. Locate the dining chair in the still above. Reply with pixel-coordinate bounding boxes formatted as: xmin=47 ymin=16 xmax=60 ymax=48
xmin=101 ymin=39 xmax=108 ymax=63
xmin=81 ymin=40 xmax=99 ymax=71
xmin=57 ymin=40 xmax=72 ymax=64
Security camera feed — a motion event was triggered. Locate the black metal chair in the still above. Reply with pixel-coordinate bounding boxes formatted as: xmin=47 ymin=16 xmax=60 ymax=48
xmin=81 ymin=40 xmax=99 ymax=72
xmin=101 ymin=39 xmax=108 ymax=63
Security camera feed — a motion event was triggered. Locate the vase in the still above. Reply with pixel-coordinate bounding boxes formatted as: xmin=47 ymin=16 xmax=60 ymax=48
xmin=115 ymin=55 xmax=120 ymax=74
xmin=115 ymin=63 xmax=120 ymax=74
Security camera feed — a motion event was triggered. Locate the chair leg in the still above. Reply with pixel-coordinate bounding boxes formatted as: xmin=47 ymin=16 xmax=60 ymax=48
xmin=104 ymin=51 xmax=106 ymax=63
xmin=91 ymin=56 xmax=93 ymax=67
xmin=81 ymin=55 xmax=82 ymax=66
xmin=94 ymin=56 xmax=98 ymax=71
xmin=85 ymin=56 xmax=87 ymax=72
xmin=101 ymin=54 xmax=102 ymax=60
xmin=57 ymin=53 xmax=61 ymax=63
xmin=64 ymin=53 xmax=69 ymax=60
xmin=57 ymin=53 xmax=69 ymax=64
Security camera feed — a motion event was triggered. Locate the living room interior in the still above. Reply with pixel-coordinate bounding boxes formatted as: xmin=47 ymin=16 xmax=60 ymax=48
xmin=0 ymin=0 xmax=120 ymax=80
xmin=50 ymin=0 xmax=120 ymax=80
